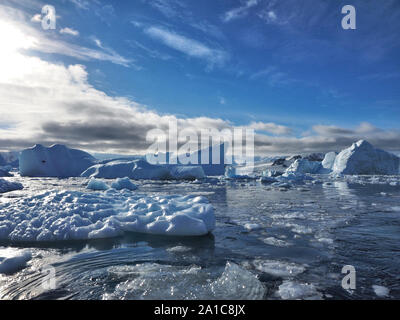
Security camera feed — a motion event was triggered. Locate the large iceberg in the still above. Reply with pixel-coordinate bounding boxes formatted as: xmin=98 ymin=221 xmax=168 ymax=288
xmin=0 ymin=190 xmax=215 ymax=241
xmin=0 ymin=178 xmax=23 ymax=193
xmin=332 ymin=140 xmax=400 ymax=175
xmin=19 ymin=144 xmax=96 ymax=178
xmin=81 ymin=159 xmax=170 ymax=180
xmin=82 ymin=159 xmax=205 ymax=180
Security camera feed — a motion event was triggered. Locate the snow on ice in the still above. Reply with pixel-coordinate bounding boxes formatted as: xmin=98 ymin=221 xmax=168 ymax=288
xmin=19 ymin=144 xmax=96 ymax=178
xmin=0 ymin=190 xmax=215 ymax=241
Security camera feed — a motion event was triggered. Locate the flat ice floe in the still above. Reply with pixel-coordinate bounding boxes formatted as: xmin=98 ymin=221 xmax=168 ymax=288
xmin=103 ymin=262 xmax=265 ymax=300
xmin=372 ymin=285 xmax=390 ymax=297
xmin=277 ymin=281 xmax=322 ymax=300
xmin=0 ymin=178 xmax=23 ymax=193
xmin=253 ymin=259 xmax=306 ymax=278
xmin=0 ymin=190 xmax=215 ymax=241
xmin=0 ymin=248 xmax=32 ymax=274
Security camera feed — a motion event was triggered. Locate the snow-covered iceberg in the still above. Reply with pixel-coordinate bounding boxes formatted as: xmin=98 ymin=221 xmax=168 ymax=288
xmin=332 ymin=140 xmax=400 ymax=175
xmin=19 ymin=144 xmax=96 ymax=178
xmin=0 ymin=178 xmax=23 ymax=193
xmin=285 ymin=159 xmax=322 ymax=174
xmin=0 ymin=190 xmax=215 ymax=241
xmin=86 ymin=178 xmax=110 ymax=191
xmin=82 ymin=159 xmax=205 ymax=180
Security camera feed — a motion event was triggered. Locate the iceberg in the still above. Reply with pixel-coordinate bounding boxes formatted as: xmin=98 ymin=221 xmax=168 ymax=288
xmin=19 ymin=144 xmax=96 ymax=178
xmin=285 ymin=159 xmax=322 ymax=174
xmin=0 ymin=190 xmax=215 ymax=241
xmin=332 ymin=140 xmax=400 ymax=175
xmin=82 ymin=159 xmax=205 ymax=180
xmin=321 ymin=152 xmax=337 ymax=171
xmin=168 ymin=166 xmax=205 ymax=180
xmin=0 ymin=178 xmax=23 ymax=193
xmin=81 ymin=160 xmax=170 ymax=180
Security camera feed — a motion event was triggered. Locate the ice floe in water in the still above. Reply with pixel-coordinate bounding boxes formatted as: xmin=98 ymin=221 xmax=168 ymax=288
xmin=86 ymin=178 xmax=109 ymax=191
xmin=253 ymin=260 xmax=306 ymax=278
xmin=0 ymin=178 xmax=23 ymax=193
xmin=372 ymin=285 xmax=390 ymax=297
xmin=277 ymin=281 xmax=322 ymax=300
xmin=110 ymin=177 xmax=138 ymax=191
xmin=103 ymin=262 xmax=265 ymax=300
xmin=0 ymin=190 xmax=215 ymax=241
xmin=0 ymin=248 xmax=32 ymax=274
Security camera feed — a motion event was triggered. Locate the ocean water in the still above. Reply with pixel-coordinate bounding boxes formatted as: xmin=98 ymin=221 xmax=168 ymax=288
xmin=0 ymin=175 xmax=399 ymax=300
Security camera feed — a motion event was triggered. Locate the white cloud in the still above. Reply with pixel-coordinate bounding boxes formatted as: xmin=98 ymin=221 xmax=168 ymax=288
xmin=144 ymin=26 xmax=228 ymax=67
xmin=31 ymin=14 xmax=41 ymax=23
xmin=223 ymin=0 xmax=259 ymax=22
xmin=248 ymin=122 xmax=292 ymax=135
xmin=60 ymin=27 xmax=79 ymax=36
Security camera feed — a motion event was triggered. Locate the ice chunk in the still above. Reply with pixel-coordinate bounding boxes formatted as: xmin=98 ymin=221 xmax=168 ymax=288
xmin=0 ymin=190 xmax=215 ymax=241
xmin=285 ymin=159 xmax=322 ymax=174
xmin=321 ymin=152 xmax=337 ymax=171
xmin=86 ymin=178 xmax=109 ymax=191
xmin=277 ymin=281 xmax=321 ymax=300
xmin=244 ymin=223 xmax=262 ymax=231
xmin=224 ymin=166 xmax=249 ymax=179
xmin=372 ymin=285 xmax=390 ymax=298
xmin=253 ymin=260 xmax=305 ymax=278
xmin=0 ymin=178 xmax=23 ymax=193
xmin=20 ymin=144 xmax=96 ymax=178
xmin=0 ymin=248 xmax=32 ymax=274
xmin=104 ymin=262 xmax=264 ymax=300
xmin=169 ymin=166 xmax=205 ymax=180
xmin=111 ymin=177 xmax=138 ymax=190
xmin=332 ymin=140 xmax=400 ymax=175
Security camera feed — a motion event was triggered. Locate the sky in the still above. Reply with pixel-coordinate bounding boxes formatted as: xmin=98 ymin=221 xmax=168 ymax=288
xmin=0 ymin=0 xmax=399 ymax=155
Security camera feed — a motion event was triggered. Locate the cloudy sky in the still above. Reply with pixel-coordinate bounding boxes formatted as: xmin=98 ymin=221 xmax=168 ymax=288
xmin=0 ymin=0 xmax=399 ymax=155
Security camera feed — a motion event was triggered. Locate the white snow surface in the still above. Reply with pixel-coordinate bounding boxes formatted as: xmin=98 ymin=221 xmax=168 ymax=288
xmin=0 ymin=190 xmax=215 ymax=241
xmin=0 ymin=248 xmax=32 ymax=274
xmin=19 ymin=144 xmax=96 ymax=178
xmin=332 ymin=140 xmax=400 ymax=175
xmin=0 ymin=178 xmax=23 ymax=193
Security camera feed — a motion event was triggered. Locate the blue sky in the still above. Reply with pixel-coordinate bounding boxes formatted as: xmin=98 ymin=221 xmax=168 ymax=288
xmin=1 ymin=0 xmax=400 ymax=154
